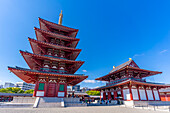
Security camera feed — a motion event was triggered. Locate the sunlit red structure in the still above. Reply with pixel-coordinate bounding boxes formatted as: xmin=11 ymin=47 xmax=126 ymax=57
xmin=95 ymin=58 xmax=170 ymax=101
xmin=8 ymin=11 xmax=88 ymax=97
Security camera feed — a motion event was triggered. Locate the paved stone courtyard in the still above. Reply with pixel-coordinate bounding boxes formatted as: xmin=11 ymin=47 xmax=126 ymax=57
xmin=0 ymin=106 xmax=167 ymax=113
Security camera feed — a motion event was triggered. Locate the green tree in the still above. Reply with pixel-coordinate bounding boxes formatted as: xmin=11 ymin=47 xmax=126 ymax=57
xmin=19 ymin=90 xmax=25 ymax=93
xmin=11 ymin=87 xmax=21 ymax=93
xmin=0 ymin=88 xmax=8 ymax=93
xmin=86 ymin=90 xmax=100 ymax=96
xmin=6 ymin=87 xmax=13 ymax=93
xmin=24 ymin=89 xmax=34 ymax=94
xmin=0 ymin=87 xmax=25 ymax=93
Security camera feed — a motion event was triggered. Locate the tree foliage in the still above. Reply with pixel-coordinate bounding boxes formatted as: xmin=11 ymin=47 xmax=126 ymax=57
xmin=0 ymin=87 xmax=34 ymax=94
xmin=86 ymin=90 xmax=100 ymax=96
xmin=24 ymin=89 xmax=34 ymax=94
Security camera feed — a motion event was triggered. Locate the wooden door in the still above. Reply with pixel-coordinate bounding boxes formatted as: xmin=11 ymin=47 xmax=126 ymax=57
xmin=47 ymin=83 xmax=56 ymax=97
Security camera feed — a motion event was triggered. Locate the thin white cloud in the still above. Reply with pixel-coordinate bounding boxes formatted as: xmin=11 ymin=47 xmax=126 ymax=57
xmin=133 ymin=53 xmax=144 ymax=58
xmin=160 ymin=50 xmax=168 ymax=54
xmin=83 ymin=80 xmax=96 ymax=83
xmin=82 ymin=70 xmax=87 ymax=72
xmin=0 ymin=80 xmax=2 ymax=83
xmin=94 ymin=86 xmax=100 ymax=88
xmin=83 ymin=80 xmax=107 ymax=84
xmin=101 ymin=81 xmax=106 ymax=83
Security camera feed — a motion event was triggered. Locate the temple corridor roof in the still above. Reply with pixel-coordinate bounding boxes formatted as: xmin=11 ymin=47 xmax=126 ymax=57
xmin=94 ymin=78 xmax=170 ymax=90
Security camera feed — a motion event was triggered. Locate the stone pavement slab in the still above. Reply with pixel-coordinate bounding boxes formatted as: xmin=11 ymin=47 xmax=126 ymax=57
xmin=0 ymin=106 xmax=167 ymax=113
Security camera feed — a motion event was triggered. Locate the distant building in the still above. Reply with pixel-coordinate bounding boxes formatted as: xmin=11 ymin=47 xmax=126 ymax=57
xmin=71 ymin=85 xmax=80 ymax=92
xmin=16 ymin=82 xmax=35 ymax=91
xmin=67 ymin=87 xmax=71 ymax=91
xmin=0 ymin=85 xmax=3 ymax=89
xmin=4 ymin=82 xmax=15 ymax=88
xmin=81 ymin=87 xmax=91 ymax=92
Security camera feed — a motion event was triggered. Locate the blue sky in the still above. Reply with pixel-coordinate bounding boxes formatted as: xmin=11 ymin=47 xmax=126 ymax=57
xmin=0 ymin=0 xmax=170 ymax=88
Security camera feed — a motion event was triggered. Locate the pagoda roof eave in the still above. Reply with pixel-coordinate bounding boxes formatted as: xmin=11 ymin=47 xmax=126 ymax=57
xmin=94 ymin=79 xmax=170 ymax=90
xmin=28 ymin=38 xmax=81 ymax=60
xmin=28 ymin=38 xmax=81 ymax=51
xmin=8 ymin=66 xmax=88 ymax=86
xmin=20 ymin=50 xmax=84 ymax=73
xmin=38 ymin=17 xmax=78 ymax=37
xmin=95 ymin=66 xmax=162 ymax=81
xmin=34 ymin=27 xmax=79 ymax=41
xmin=20 ymin=50 xmax=84 ymax=63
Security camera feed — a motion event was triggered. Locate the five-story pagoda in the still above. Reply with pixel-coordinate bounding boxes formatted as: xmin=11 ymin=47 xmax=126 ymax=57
xmin=8 ymin=11 xmax=88 ymax=97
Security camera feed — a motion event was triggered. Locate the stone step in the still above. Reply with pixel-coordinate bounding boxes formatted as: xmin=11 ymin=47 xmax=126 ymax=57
xmin=65 ymin=102 xmax=87 ymax=107
xmin=38 ymin=103 xmax=62 ymax=108
xmin=0 ymin=103 xmax=33 ymax=108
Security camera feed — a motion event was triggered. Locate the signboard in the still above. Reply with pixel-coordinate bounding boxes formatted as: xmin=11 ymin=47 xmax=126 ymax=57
xmin=58 ymin=92 xmax=65 ymax=97
xmin=36 ymin=91 xmax=44 ymax=96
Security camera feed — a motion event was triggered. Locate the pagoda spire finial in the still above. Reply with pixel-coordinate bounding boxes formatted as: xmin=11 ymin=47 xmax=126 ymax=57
xmin=58 ymin=10 xmax=63 ymax=25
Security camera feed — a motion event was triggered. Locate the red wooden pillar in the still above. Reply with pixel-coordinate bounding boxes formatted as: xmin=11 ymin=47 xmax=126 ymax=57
xmin=64 ymin=83 xmax=67 ymax=97
xmin=56 ymin=82 xmax=59 ymax=97
xmin=33 ymin=80 xmax=39 ymax=97
xmin=151 ymin=88 xmax=155 ymax=101
xmin=137 ymin=86 xmax=141 ymax=100
xmin=157 ymin=88 xmax=161 ymax=101
xmin=129 ymin=87 xmax=133 ymax=100
xmin=103 ymin=92 xmax=106 ymax=100
xmin=114 ymin=91 xmax=117 ymax=100
xmin=120 ymin=86 xmax=124 ymax=100
xmin=144 ymin=87 xmax=148 ymax=101
xmin=44 ymin=77 xmax=49 ymax=97
xmin=108 ymin=92 xmax=111 ymax=100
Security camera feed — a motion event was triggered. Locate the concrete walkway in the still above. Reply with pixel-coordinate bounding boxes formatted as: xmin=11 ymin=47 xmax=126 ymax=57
xmin=0 ymin=106 xmax=167 ymax=113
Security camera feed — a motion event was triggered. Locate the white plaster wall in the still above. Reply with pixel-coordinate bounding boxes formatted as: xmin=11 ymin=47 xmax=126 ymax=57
xmin=139 ymin=89 xmax=147 ymax=100
xmin=132 ymin=89 xmax=139 ymax=100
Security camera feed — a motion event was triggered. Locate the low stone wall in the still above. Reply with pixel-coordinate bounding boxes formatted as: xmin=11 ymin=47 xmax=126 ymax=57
xmin=0 ymin=97 xmax=87 ymax=108
xmin=11 ymin=97 xmax=36 ymax=103
xmin=64 ymin=97 xmax=80 ymax=103
xmin=63 ymin=98 xmax=87 ymax=107
xmin=124 ymin=100 xmax=170 ymax=107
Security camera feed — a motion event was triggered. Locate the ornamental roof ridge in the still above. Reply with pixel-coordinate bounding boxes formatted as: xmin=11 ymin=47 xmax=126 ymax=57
xmin=34 ymin=27 xmax=80 ymax=41
xmin=109 ymin=60 xmax=132 ymax=73
xmin=38 ymin=17 xmax=79 ymax=31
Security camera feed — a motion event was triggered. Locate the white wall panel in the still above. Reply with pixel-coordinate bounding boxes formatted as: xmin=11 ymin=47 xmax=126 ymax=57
xmin=153 ymin=90 xmax=160 ymax=100
xmin=139 ymin=89 xmax=147 ymax=100
xmin=132 ymin=89 xmax=139 ymax=100
xmin=123 ymin=89 xmax=130 ymax=100
xmin=146 ymin=90 xmax=154 ymax=100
